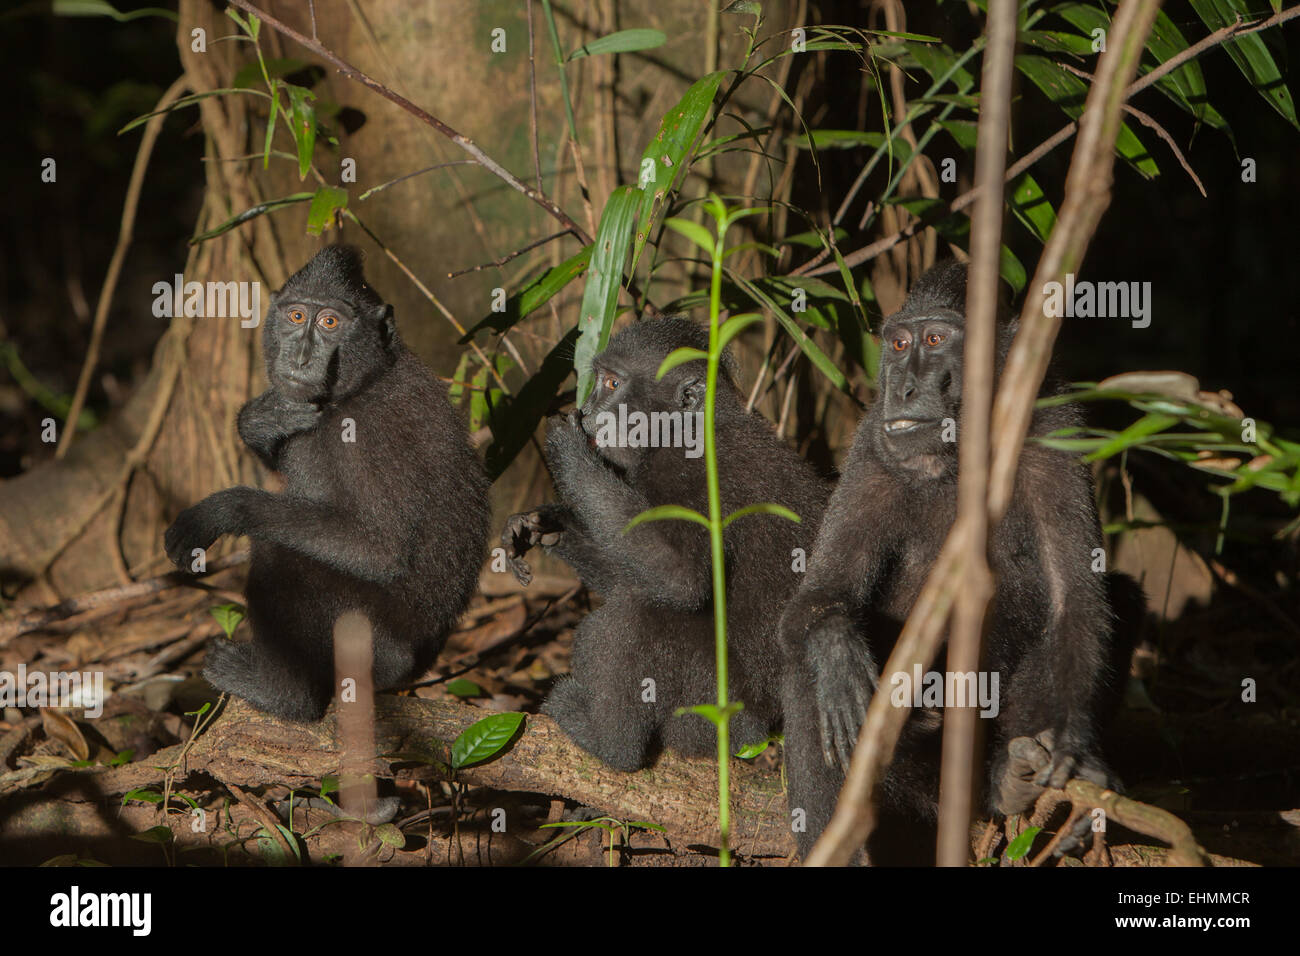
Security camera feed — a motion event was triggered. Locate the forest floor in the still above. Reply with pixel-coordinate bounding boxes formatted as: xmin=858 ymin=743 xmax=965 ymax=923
xmin=0 ymin=557 xmax=1296 ymax=867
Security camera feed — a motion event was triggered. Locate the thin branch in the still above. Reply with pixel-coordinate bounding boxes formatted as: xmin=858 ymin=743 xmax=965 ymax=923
xmin=448 ymin=230 xmax=569 ymax=278
xmin=355 ymin=160 xmax=478 ymax=201
xmin=0 ymin=551 xmax=249 ymax=645
xmin=1128 ymin=4 xmax=1300 ymax=99
xmin=987 ymin=0 xmax=1163 ymax=520
xmin=935 ymin=0 xmax=1015 ymax=869
xmin=804 ymin=0 xmax=1164 ymax=869
xmin=1057 ymin=61 xmax=1207 ymax=197
xmin=808 ymin=2 xmax=1300 ymax=279
xmin=57 ymin=76 xmax=190 ymax=458
xmin=226 ymin=0 xmax=592 ymax=245
xmin=527 ymin=0 xmax=544 ymax=194
xmin=1123 ymin=104 xmax=1206 ymax=197
xmin=343 ymin=211 xmax=517 ymax=390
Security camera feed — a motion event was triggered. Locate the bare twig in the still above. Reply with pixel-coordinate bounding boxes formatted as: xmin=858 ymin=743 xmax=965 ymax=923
xmin=808 ymin=2 xmax=1300 ymax=279
xmin=0 ymin=551 xmax=250 ymax=645
xmin=987 ymin=0 xmax=1162 ymax=519
xmin=1065 ymin=778 xmax=1209 ymax=866
xmin=935 ymin=0 xmax=1015 ymax=869
xmin=804 ymin=0 xmax=1163 ymax=868
xmin=448 ymin=230 xmax=570 ymax=278
xmin=57 ymin=76 xmax=190 ymax=458
xmin=527 ymin=0 xmax=544 ymax=194
xmin=1123 ymin=104 xmax=1206 ymax=196
xmin=228 ymin=781 xmax=298 ymax=861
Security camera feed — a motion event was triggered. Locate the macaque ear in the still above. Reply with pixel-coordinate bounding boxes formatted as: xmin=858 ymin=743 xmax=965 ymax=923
xmin=676 ymin=376 xmax=706 ymax=410
xmin=378 ymin=304 xmax=397 ymax=348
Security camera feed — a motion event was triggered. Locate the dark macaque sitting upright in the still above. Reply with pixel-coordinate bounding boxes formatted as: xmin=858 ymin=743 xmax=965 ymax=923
xmin=502 ymin=318 xmax=829 ymax=771
xmin=780 ymin=262 xmax=1142 ymax=861
xmin=164 ymin=245 xmax=489 ymax=721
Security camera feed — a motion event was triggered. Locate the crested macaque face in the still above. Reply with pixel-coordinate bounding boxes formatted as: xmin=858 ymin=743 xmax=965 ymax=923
xmin=264 ymin=292 xmax=393 ymax=405
xmin=872 ymin=309 xmax=966 ymax=477
xmin=575 ymin=341 xmax=709 ymax=472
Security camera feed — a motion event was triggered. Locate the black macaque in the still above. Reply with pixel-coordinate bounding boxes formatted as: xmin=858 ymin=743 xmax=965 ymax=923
xmin=164 ymin=245 xmax=489 ymax=721
xmin=780 ymin=261 xmax=1142 ymax=862
xmin=502 ymin=318 xmax=830 ymax=771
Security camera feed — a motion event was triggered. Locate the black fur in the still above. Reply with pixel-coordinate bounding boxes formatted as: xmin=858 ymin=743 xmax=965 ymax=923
xmin=502 ymin=317 xmax=829 ymax=770
xmin=164 ymin=245 xmax=489 ymax=721
xmin=780 ymin=262 xmax=1142 ymax=861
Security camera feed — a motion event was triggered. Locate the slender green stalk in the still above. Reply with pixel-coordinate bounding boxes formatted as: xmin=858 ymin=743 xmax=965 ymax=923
xmin=539 ymin=0 xmax=580 ymax=144
xmin=705 ymin=221 xmax=731 ymax=867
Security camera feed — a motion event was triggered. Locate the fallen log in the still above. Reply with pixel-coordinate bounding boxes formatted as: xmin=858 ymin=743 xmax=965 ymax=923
xmin=43 ymin=695 xmax=796 ymax=861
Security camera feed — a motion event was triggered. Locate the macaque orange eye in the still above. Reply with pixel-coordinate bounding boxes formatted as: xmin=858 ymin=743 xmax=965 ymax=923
xmin=925 ymin=332 xmax=946 ymax=346
xmin=891 ymin=337 xmax=908 ymax=352
xmin=603 ymin=373 xmax=620 ymax=390
xmin=287 ymin=308 xmax=307 ymax=324
xmin=318 ymin=312 xmax=339 ymax=330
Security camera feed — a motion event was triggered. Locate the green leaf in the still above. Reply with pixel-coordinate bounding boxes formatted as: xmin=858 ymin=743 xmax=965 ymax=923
xmin=119 ymin=88 xmax=270 ymax=135
xmin=470 ymin=356 xmax=512 ymax=435
xmin=1004 ymin=825 xmax=1042 ymax=861
xmin=1018 ymin=29 xmax=1098 ymax=56
xmin=285 ymin=85 xmax=317 ymax=180
xmin=53 ymin=0 xmax=176 ymax=22
xmin=629 ymin=72 xmax=725 ymax=275
xmin=122 ymin=788 xmax=162 ymax=806
xmin=721 ymin=502 xmax=801 ymax=530
xmin=232 ymin=58 xmax=311 ymax=90
xmin=261 ymin=78 xmax=279 ymax=169
xmin=654 ymin=347 xmax=709 ymax=380
xmin=783 ymin=227 xmax=848 ymax=248
xmin=1014 ymin=54 xmax=1160 ymax=178
xmin=889 ymin=197 xmax=1027 ymax=294
xmin=1083 ymin=412 xmax=1180 ymax=461
xmin=574 ymin=186 xmax=641 ymax=403
xmin=109 ymin=749 xmax=134 ymax=767
xmin=909 ymin=41 xmax=975 ymax=90
xmin=447 ymin=350 xmax=472 ymax=405
xmin=727 ymin=270 xmax=848 ymax=391
xmin=1189 ymin=0 xmax=1296 ymax=127
xmin=568 ymin=28 xmax=666 ymax=61
xmin=624 ymin=504 xmax=710 ymax=533
xmin=722 ymin=0 xmax=762 ymax=14
xmin=445 ymin=678 xmax=483 ymax=698
xmin=255 ymin=823 xmax=300 ymax=865
xmin=716 ymin=312 xmax=764 ymax=353
xmin=485 ymin=328 xmax=580 ymax=480
xmin=664 ymin=217 xmax=716 ymax=255
xmin=786 ymin=131 xmax=912 ymax=162
xmin=734 ymin=741 xmax=768 ymax=758
xmin=129 ymin=825 xmax=174 ymax=845
xmin=1054 ymin=4 xmax=1228 ymax=132
xmin=461 ymin=246 xmax=591 ymax=342
xmin=305 ymin=186 xmax=349 ymax=236
xmin=450 ymin=712 xmax=526 ymax=769
xmin=375 ymin=823 xmax=406 ymax=848
xmin=189 ymin=193 xmax=314 ymax=244
xmin=1008 ymin=172 xmax=1057 ymax=243
xmin=937 ymin=118 xmax=978 ymax=150
xmin=209 ymin=603 xmax=245 ymax=639
xmin=676 ymin=701 xmax=744 ymax=726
